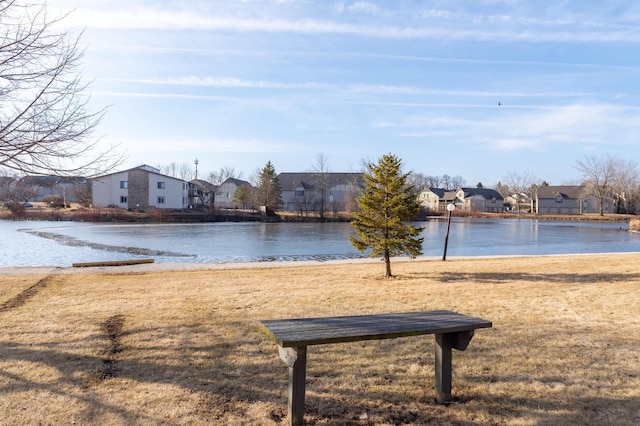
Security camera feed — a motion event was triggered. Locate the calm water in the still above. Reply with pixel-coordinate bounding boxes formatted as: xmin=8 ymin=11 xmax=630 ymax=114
xmin=1 ymin=218 xmax=638 ymax=267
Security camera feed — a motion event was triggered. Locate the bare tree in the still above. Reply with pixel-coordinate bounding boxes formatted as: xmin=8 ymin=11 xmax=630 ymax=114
xmin=178 ymin=162 xmax=193 ymax=181
xmin=0 ymin=172 xmax=37 ymax=216
xmin=575 ymin=155 xmax=617 ymax=216
xmin=407 ymin=172 xmax=432 ymax=193
xmin=425 ymin=175 xmax=443 ymax=188
xmin=71 ymin=180 xmax=92 ymax=207
xmin=494 ymin=181 xmax=508 ymax=198
xmin=440 ymin=174 xmax=466 ymax=190
xmin=610 ymin=158 xmax=639 ymax=214
xmin=206 ymin=166 xmax=241 ymax=186
xmin=311 ymin=153 xmax=330 ymax=218
xmin=0 ymin=1 xmax=121 ymax=176
xmin=157 ymin=162 xmax=178 ymax=177
xmin=502 ymin=170 xmax=538 ymax=214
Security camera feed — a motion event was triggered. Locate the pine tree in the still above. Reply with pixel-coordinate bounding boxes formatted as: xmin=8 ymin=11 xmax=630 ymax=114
xmin=255 ymin=161 xmax=282 ymax=213
xmin=233 ymin=184 xmax=252 ymax=209
xmin=350 ymin=154 xmax=424 ymax=277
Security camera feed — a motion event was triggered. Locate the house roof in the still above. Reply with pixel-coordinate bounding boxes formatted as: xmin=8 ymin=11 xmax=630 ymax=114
xmin=427 ymin=188 xmax=446 ymax=198
xmin=94 ymin=165 xmax=185 ymax=182
xmin=220 ymin=177 xmax=251 ymax=187
xmin=460 ymin=187 xmax=504 ymax=200
xmin=19 ymin=175 xmax=87 ymax=187
xmin=277 ymin=172 xmax=363 ymax=191
xmin=422 ymin=187 xmax=503 ymax=202
xmin=443 ymin=190 xmax=459 ymax=202
xmin=536 ymin=185 xmax=584 ymax=200
xmin=190 ymin=179 xmax=217 ymax=192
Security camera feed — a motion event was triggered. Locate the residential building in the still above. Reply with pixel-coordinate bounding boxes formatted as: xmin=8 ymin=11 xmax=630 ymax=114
xmin=20 ymin=175 xmax=88 ymax=203
xmin=419 ymin=187 xmax=504 ymax=213
xmin=534 ymin=185 xmax=614 ymax=215
xmin=278 ymin=172 xmax=364 ymax=213
xmin=455 ymin=188 xmax=504 ymax=213
xmin=418 ymin=188 xmax=458 ymax=213
xmin=189 ymin=179 xmax=217 ymax=208
xmin=92 ymin=165 xmax=189 ymax=210
xmin=213 ymin=177 xmax=252 ymax=209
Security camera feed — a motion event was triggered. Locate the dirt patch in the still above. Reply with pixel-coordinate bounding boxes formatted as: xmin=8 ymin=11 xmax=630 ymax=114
xmin=99 ymin=314 xmax=125 ymax=380
xmin=0 ymin=275 xmax=53 ymax=312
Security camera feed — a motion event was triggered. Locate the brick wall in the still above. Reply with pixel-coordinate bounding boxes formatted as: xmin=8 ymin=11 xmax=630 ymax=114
xmin=128 ymin=169 xmax=149 ymax=210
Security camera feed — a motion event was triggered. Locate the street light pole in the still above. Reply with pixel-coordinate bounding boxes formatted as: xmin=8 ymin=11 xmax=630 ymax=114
xmin=442 ymin=203 xmax=456 ymax=261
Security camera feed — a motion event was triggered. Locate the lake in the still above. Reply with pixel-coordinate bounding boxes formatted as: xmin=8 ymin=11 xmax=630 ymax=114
xmin=1 ymin=218 xmax=638 ymax=268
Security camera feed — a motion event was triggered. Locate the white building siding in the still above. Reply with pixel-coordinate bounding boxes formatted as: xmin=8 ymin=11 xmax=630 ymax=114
xmin=147 ymin=174 xmax=188 ymax=209
xmin=91 ymin=166 xmax=188 ymax=210
xmin=92 ymin=171 xmax=129 ymax=208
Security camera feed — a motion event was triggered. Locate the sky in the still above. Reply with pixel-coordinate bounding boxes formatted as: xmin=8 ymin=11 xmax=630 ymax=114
xmin=49 ymin=0 xmax=640 ymax=186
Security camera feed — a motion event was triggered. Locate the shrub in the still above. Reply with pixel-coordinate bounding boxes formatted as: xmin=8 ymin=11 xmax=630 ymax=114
xmin=630 ymin=219 xmax=640 ymax=232
xmin=42 ymin=195 xmax=65 ymax=208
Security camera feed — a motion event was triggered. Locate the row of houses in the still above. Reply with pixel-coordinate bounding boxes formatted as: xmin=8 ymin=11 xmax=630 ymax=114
xmin=420 ymin=185 xmax=621 ymax=214
xmin=89 ymin=165 xmax=364 ymax=213
xmin=420 ymin=188 xmax=505 ymax=213
xmin=5 ymin=164 xmax=626 ymax=215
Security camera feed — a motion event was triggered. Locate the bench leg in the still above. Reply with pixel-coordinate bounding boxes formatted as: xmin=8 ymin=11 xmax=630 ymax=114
xmin=279 ymin=346 xmax=307 ymax=426
xmin=434 ymin=333 xmax=453 ymax=403
xmin=434 ymin=331 xmax=475 ymax=404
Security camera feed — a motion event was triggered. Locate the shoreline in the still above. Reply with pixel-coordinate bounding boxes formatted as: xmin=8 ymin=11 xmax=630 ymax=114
xmin=2 ymin=251 xmax=640 ymax=276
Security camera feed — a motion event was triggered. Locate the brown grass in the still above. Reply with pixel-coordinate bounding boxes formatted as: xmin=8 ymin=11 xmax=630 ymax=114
xmin=630 ymin=219 xmax=640 ymax=232
xmin=1 ymin=255 xmax=639 ymax=425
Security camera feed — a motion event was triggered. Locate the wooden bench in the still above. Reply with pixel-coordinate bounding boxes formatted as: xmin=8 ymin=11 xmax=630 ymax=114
xmin=259 ymin=310 xmax=492 ymax=426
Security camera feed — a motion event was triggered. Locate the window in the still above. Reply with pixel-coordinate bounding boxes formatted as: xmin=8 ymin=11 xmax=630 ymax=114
xmin=157 ymin=182 xmax=165 ymax=189
xmin=120 ymin=181 xmax=128 ymax=189
xmin=555 ymin=196 xmax=563 ymax=203
xmin=492 ymin=197 xmax=496 ymax=204
xmin=295 ymin=189 xmax=304 ymax=197
xmin=120 ymin=196 xmax=128 ymax=203
xmin=157 ymin=196 xmax=165 ymax=204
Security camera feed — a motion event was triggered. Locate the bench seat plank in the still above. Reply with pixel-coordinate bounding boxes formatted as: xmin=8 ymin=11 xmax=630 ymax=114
xmin=259 ymin=310 xmax=492 ymax=347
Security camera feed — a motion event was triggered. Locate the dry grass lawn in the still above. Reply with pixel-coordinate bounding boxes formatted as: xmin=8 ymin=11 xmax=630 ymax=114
xmin=1 ymin=254 xmax=639 ymax=425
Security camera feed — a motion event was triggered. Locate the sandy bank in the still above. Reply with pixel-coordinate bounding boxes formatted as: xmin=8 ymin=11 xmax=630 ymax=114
xmin=2 ymin=251 xmax=638 ymax=276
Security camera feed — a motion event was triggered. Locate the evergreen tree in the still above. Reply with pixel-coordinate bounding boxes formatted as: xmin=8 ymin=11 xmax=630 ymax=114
xmin=255 ymin=161 xmax=282 ymax=212
xmin=350 ymin=154 xmax=424 ymax=277
xmin=233 ymin=184 xmax=252 ymax=209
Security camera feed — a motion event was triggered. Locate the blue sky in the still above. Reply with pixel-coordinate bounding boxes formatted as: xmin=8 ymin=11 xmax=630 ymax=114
xmin=52 ymin=1 xmax=640 ymax=185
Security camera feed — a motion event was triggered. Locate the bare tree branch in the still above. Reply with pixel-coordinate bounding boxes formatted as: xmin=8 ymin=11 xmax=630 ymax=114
xmin=575 ymin=154 xmax=617 ymax=216
xmin=0 ymin=1 xmax=123 ymax=176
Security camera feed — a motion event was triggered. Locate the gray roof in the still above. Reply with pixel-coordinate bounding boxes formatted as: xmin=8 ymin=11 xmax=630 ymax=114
xmin=460 ymin=187 xmax=504 ymax=200
xmin=190 ymin=179 xmax=217 ymax=192
xmin=93 ymin=165 xmax=184 ymax=182
xmin=536 ymin=185 xmax=584 ymax=200
xmin=277 ymin=172 xmax=364 ymax=191
xmin=221 ymin=177 xmax=251 ymax=187
xmin=19 ymin=175 xmax=87 ymax=187
xmin=428 ymin=188 xmax=446 ymax=198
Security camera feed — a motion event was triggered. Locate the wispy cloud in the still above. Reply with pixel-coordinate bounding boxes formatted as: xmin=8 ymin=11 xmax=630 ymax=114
xmin=55 ymin=3 xmax=640 ymax=43
xmin=100 ymin=77 xmax=331 ymax=90
xmin=128 ymin=137 xmax=286 ymax=154
xmin=383 ymin=104 xmax=640 ymax=151
xmin=98 ymin=77 xmax=592 ymax=99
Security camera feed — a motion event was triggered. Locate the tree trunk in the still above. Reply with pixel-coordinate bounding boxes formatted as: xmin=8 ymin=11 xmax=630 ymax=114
xmin=384 ymin=249 xmax=392 ymax=277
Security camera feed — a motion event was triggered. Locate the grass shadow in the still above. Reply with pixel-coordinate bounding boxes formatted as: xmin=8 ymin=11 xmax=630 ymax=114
xmin=418 ymin=272 xmax=640 ymax=284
